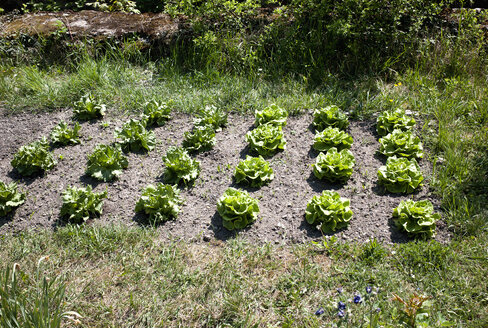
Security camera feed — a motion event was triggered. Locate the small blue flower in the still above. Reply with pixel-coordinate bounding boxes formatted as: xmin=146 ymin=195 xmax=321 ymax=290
xmin=338 ymin=310 xmax=345 ymax=318
xmin=353 ymin=294 xmax=362 ymax=304
xmin=338 ymin=301 xmax=346 ymax=310
xmin=337 ymin=287 xmax=343 ymax=294
xmin=375 ymin=308 xmax=381 ymax=313
xmin=315 ymin=307 xmax=325 ymax=315
xmin=366 ymin=286 xmax=372 ymax=294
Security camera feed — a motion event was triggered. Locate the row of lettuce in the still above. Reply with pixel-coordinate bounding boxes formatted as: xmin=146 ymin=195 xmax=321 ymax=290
xmin=0 ymin=98 xmax=440 ymax=238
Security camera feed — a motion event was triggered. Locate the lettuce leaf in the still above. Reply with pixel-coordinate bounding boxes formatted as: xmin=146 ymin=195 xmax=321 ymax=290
xmin=313 ymin=105 xmax=349 ymax=131
xmin=379 ymin=129 xmax=423 ymax=159
xmin=11 ymin=137 xmax=57 ymax=176
xmin=376 ymin=108 xmax=416 ymax=136
xmin=115 ymin=118 xmax=156 ymax=152
xmin=60 ymin=185 xmax=107 ymax=223
xmin=0 ymin=181 xmax=26 ymax=216
xmin=193 ymin=105 xmax=228 ymax=131
xmin=313 ymin=148 xmax=355 ymax=183
xmin=254 ymin=104 xmax=288 ymax=127
xmin=234 ymin=155 xmax=274 ymax=187
xmin=182 ymin=125 xmax=216 ymax=153
xmin=246 ymin=123 xmax=286 ymax=157
xmin=305 ymin=190 xmax=353 ymax=233
xmin=73 ymin=94 xmax=106 ymax=120
xmin=217 ymin=188 xmax=260 ymax=230
xmin=135 ymin=183 xmax=182 ymax=223
xmin=142 ymin=100 xmax=172 ymax=127
xmin=162 ymin=147 xmax=201 ymax=185
xmin=86 ymin=144 xmax=128 ymax=182
xmin=393 ymin=199 xmax=440 ymax=238
xmin=313 ymin=127 xmax=353 ymax=152
xmin=50 ymin=121 xmax=81 ymax=146
xmin=377 ymin=156 xmax=424 ymax=193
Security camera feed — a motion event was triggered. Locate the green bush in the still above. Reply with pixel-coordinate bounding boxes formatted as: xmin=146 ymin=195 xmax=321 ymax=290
xmin=73 ymin=94 xmax=106 ymax=121
xmin=377 ymin=156 xmax=424 ymax=194
xmin=305 ymin=190 xmax=353 ymax=233
xmin=162 ymin=147 xmax=200 ymax=185
xmin=234 ymin=155 xmax=274 ymax=187
xmin=217 ymin=187 xmax=260 ymax=231
xmin=86 ymin=144 xmax=128 ymax=182
xmin=376 ymin=109 xmax=416 ymax=137
xmin=313 ymin=126 xmax=353 ymax=152
xmin=378 ymin=129 xmax=423 ymax=159
xmin=246 ymin=124 xmax=286 ymax=157
xmin=193 ymin=105 xmax=228 ymax=131
xmin=182 ymin=125 xmax=216 ymax=153
xmin=393 ymin=199 xmax=440 ymax=238
xmin=11 ymin=138 xmax=57 ymax=176
xmin=254 ymin=104 xmax=288 ymax=127
xmin=135 ymin=183 xmax=182 ymax=223
xmin=60 ymin=185 xmax=107 ymax=223
xmin=313 ymin=148 xmax=355 ymax=183
xmin=0 ymin=181 xmax=26 ymax=216
xmin=114 ymin=118 xmax=156 ymax=152
xmin=313 ymin=106 xmax=349 ymax=131
xmin=142 ymin=100 xmax=172 ymax=127
xmin=50 ymin=121 xmax=81 ymax=146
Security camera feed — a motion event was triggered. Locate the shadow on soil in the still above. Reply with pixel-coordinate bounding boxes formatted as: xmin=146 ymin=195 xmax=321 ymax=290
xmin=210 ymin=211 xmax=250 ymax=241
xmin=306 ymin=171 xmax=344 ymax=193
xmin=79 ymin=173 xmax=104 ymax=188
xmin=8 ymin=169 xmax=43 ymax=186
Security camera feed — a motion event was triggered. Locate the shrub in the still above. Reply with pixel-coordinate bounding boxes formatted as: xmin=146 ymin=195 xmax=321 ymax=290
xmin=73 ymin=94 xmax=106 ymax=120
xmin=378 ymin=129 xmax=423 ymax=159
xmin=50 ymin=121 xmax=81 ymax=146
xmin=376 ymin=109 xmax=416 ymax=136
xmin=162 ymin=147 xmax=201 ymax=185
xmin=182 ymin=125 xmax=216 ymax=153
xmin=254 ymin=104 xmax=288 ymax=127
xmin=86 ymin=144 xmax=128 ymax=182
xmin=60 ymin=185 xmax=107 ymax=223
xmin=313 ymin=105 xmax=349 ymax=131
xmin=135 ymin=183 xmax=182 ymax=223
xmin=142 ymin=100 xmax=172 ymax=127
xmin=0 ymin=181 xmax=26 ymax=216
xmin=114 ymin=118 xmax=156 ymax=152
xmin=393 ymin=199 xmax=440 ymax=238
xmin=313 ymin=148 xmax=355 ymax=183
xmin=234 ymin=155 xmax=274 ymax=187
xmin=313 ymin=126 xmax=353 ymax=152
xmin=246 ymin=124 xmax=286 ymax=157
xmin=217 ymin=187 xmax=260 ymax=231
xmin=305 ymin=190 xmax=353 ymax=233
xmin=377 ymin=156 xmax=424 ymax=193
xmin=11 ymin=138 xmax=57 ymax=176
xmin=193 ymin=105 xmax=228 ymax=131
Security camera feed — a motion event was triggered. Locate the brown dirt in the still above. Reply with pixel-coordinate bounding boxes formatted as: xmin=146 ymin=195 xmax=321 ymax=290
xmin=0 ymin=108 xmax=450 ymax=244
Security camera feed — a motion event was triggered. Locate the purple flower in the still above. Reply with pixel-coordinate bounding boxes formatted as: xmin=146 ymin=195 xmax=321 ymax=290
xmin=353 ymin=294 xmax=362 ymax=304
xmin=337 ymin=287 xmax=343 ymax=294
xmin=375 ymin=308 xmax=381 ymax=313
xmin=366 ymin=286 xmax=372 ymax=294
xmin=338 ymin=301 xmax=346 ymax=310
xmin=338 ymin=310 xmax=345 ymax=318
xmin=315 ymin=307 xmax=325 ymax=316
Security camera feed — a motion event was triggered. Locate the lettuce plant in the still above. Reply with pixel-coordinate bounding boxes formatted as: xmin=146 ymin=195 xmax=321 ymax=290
xmin=86 ymin=144 xmax=128 ymax=182
xmin=0 ymin=181 xmax=26 ymax=216
xmin=114 ymin=118 xmax=156 ymax=152
xmin=377 ymin=156 xmax=424 ymax=193
xmin=142 ymin=100 xmax=172 ymax=127
xmin=376 ymin=108 xmax=416 ymax=136
xmin=182 ymin=125 xmax=216 ymax=153
xmin=73 ymin=94 xmax=106 ymax=120
xmin=193 ymin=105 xmax=228 ymax=131
xmin=50 ymin=121 xmax=81 ymax=146
xmin=313 ymin=105 xmax=349 ymax=131
xmin=60 ymin=185 xmax=107 ymax=223
xmin=217 ymin=187 xmax=260 ymax=231
xmin=162 ymin=147 xmax=200 ymax=185
xmin=305 ymin=190 xmax=353 ymax=233
xmin=254 ymin=104 xmax=288 ymax=127
xmin=378 ymin=129 xmax=423 ymax=159
xmin=135 ymin=183 xmax=182 ymax=223
xmin=313 ymin=126 xmax=353 ymax=152
xmin=246 ymin=124 xmax=286 ymax=157
xmin=393 ymin=199 xmax=440 ymax=238
xmin=313 ymin=148 xmax=355 ymax=183
xmin=234 ymin=155 xmax=274 ymax=187
xmin=11 ymin=138 xmax=57 ymax=176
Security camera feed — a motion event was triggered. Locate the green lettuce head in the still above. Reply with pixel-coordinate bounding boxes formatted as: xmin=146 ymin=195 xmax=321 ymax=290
xmin=393 ymin=199 xmax=440 ymax=238
xmin=305 ymin=190 xmax=353 ymax=233
xmin=217 ymin=188 xmax=260 ymax=231
xmin=377 ymin=156 xmax=423 ymax=193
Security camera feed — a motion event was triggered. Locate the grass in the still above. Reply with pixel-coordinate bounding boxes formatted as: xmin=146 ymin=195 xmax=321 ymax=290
xmin=0 ymin=225 xmax=486 ymax=327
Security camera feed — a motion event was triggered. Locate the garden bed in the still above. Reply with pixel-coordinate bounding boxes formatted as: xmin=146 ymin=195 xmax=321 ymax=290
xmin=0 ymin=108 xmax=449 ymax=244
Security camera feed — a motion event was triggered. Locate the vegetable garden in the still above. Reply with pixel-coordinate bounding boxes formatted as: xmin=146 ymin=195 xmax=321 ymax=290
xmin=0 ymin=101 xmax=447 ymax=243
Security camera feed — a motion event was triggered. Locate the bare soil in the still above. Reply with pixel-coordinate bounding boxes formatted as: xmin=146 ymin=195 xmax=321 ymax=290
xmin=0 ymin=108 xmax=450 ymax=244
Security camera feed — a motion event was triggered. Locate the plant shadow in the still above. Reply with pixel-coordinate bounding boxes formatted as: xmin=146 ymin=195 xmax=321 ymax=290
xmin=210 ymin=211 xmax=252 ymax=241
xmin=8 ymin=169 xmax=43 ymax=186
xmin=306 ymin=171 xmax=344 ymax=193
xmin=79 ymin=173 xmax=104 ymax=188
